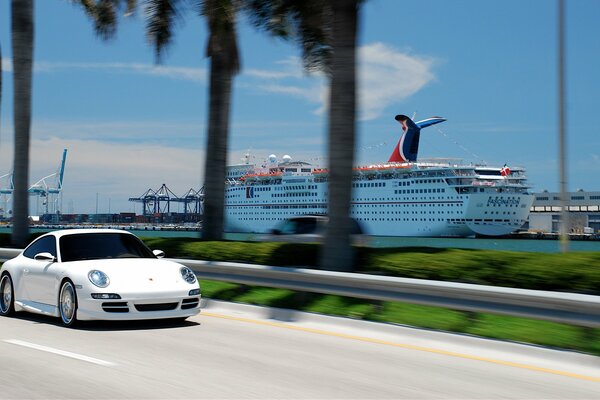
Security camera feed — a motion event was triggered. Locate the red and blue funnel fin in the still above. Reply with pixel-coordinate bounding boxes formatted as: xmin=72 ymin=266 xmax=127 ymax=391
xmin=415 ymin=116 xmax=446 ymax=129
xmin=388 ymin=115 xmax=446 ymax=163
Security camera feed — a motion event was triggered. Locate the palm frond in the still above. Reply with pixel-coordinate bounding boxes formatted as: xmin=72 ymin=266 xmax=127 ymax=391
xmin=144 ymin=0 xmax=185 ymax=63
xmin=75 ymin=0 xmax=138 ymax=40
xmin=201 ymin=0 xmax=240 ymax=74
xmin=242 ymin=0 xmax=331 ymax=74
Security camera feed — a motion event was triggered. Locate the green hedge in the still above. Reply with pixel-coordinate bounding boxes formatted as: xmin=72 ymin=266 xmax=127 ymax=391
xmin=140 ymin=237 xmax=600 ymax=295
xmin=141 ymin=237 xmax=323 ymax=267
xmin=363 ymin=247 xmax=600 ymax=294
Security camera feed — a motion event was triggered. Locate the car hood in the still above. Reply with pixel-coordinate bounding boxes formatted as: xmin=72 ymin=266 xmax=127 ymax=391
xmin=64 ymin=258 xmax=193 ymax=290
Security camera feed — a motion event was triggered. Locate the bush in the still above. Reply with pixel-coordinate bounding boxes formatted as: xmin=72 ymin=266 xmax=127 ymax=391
xmin=139 ymin=239 xmax=600 ymax=295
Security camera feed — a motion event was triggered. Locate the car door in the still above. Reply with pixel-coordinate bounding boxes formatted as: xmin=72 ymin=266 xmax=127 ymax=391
xmin=21 ymin=235 xmax=58 ymax=306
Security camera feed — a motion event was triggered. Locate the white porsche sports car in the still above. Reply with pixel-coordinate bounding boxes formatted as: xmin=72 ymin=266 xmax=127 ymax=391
xmin=0 ymin=229 xmax=201 ymax=327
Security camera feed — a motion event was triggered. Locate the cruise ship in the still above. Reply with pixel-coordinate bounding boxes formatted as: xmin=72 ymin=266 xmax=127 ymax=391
xmin=224 ymin=115 xmax=534 ymax=237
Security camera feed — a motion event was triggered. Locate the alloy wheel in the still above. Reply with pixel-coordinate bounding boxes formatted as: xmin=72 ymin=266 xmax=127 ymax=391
xmin=0 ymin=274 xmax=14 ymax=315
xmin=59 ymin=281 xmax=77 ymax=326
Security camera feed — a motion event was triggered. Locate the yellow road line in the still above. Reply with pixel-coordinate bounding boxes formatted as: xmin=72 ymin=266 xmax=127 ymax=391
xmin=201 ymin=311 xmax=600 ymax=383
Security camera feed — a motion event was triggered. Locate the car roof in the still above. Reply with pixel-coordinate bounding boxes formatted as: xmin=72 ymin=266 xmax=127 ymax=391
xmin=288 ymin=215 xmax=327 ymax=221
xmin=38 ymin=228 xmax=134 ymax=240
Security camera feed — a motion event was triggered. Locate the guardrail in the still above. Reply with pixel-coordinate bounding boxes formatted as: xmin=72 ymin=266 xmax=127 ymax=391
xmin=2 ymin=248 xmax=599 ymax=327
xmin=0 ymin=248 xmax=21 ymax=261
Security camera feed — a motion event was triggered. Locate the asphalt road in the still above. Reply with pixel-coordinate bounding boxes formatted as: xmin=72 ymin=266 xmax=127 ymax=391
xmin=1 ymin=302 xmax=599 ymax=399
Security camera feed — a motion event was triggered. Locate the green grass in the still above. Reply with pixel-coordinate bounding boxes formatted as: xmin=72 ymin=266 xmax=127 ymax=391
xmin=200 ymin=278 xmax=600 ymax=356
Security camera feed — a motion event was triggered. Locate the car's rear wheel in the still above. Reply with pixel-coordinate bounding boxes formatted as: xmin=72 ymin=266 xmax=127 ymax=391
xmin=0 ymin=273 xmax=15 ymax=316
xmin=59 ymin=281 xmax=78 ymax=327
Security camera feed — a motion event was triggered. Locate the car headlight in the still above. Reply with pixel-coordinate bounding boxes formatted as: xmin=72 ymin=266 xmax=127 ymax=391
xmin=180 ymin=267 xmax=196 ymax=284
xmin=88 ymin=270 xmax=110 ymax=288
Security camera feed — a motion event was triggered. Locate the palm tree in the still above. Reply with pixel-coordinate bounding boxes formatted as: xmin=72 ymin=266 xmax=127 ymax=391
xmin=197 ymin=0 xmax=240 ymax=240
xmin=320 ymin=0 xmax=360 ymax=272
xmin=81 ymin=0 xmax=239 ymax=241
xmin=144 ymin=0 xmax=240 ymax=240
xmin=245 ymin=0 xmax=360 ymax=271
xmin=11 ymin=0 xmax=35 ymax=248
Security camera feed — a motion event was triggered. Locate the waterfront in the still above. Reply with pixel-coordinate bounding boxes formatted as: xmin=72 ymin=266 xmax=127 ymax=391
xmin=1 ymin=226 xmax=600 ymax=253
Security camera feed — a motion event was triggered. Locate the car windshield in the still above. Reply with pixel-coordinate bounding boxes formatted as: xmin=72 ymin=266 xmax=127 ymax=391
xmin=276 ymin=218 xmax=319 ymax=234
xmin=59 ymin=233 xmax=156 ymax=262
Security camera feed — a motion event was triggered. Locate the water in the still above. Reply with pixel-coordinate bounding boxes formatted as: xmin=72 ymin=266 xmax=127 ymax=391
xmin=1 ymin=226 xmax=599 ymax=253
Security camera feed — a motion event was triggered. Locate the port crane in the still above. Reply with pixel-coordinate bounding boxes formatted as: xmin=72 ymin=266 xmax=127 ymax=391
xmin=28 ymin=149 xmax=68 ymax=215
xmin=0 ymin=172 xmax=14 ymax=218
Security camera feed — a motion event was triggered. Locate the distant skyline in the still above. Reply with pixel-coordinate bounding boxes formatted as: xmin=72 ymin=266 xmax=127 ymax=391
xmin=1 ymin=0 xmax=599 ymax=214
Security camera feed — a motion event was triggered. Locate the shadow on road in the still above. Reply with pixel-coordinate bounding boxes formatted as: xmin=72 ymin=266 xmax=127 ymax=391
xmin=11 ymin=311 xmax=200 ymax=331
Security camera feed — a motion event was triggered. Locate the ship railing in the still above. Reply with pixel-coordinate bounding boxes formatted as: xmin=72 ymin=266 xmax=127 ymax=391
xmin=417 ymin=157 xmax=465 ymax=165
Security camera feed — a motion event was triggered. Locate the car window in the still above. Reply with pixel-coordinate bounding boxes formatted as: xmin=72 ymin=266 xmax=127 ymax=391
xmin=59 ymin=233 xmax=156 ymax=262
xmin=295 ymin=218 xmax=317 ymax=234
xmin=278 ymin=220 xmax=298 ymax=234
xmin=23 ymin=236 xmax=57 ymax=259
xmin=350 ymin=219 xmax=364 ymax=234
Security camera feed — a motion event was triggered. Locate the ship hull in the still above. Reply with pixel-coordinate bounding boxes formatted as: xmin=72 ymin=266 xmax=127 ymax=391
xmin=224 ymin=189 xmax=534 ymax=238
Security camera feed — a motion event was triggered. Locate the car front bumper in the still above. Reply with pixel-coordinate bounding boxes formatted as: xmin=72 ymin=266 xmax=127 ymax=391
xmin=76 ymin=291 xmax=201 ymax=321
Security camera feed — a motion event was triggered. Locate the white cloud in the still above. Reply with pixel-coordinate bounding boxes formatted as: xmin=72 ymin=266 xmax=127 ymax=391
xmin=2 ymin=58 xmax=207 ymax=83
xmin=36 ymin=61 xmax=207 ymax=83
xmin=256 ymin=83 xmax=323 ymax=104
xmin=245 ymin=69 xmax=301 ymax=80
xmin=359 ymin=42 xmax=436 ymax=120
xmin=244 ymin=56 xmax=310 ymax=80
xmin=31 ymin=119 xmax=204 ymax=142
xmin=244 ymin=42 xmax=437 ymax=121
xmin=1 ymin=58 xmax=12 ymax=73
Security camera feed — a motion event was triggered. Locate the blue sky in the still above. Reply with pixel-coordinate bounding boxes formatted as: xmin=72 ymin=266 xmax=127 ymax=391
xmin=1 ymin=0 xmax=599 ymax=214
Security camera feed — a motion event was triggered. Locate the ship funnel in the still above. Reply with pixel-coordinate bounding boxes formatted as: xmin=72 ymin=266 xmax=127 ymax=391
xmin=388 ymin=115 xmax=446 ymax=163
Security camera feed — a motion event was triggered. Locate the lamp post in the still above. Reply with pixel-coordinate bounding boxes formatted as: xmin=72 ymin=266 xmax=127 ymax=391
xmin=558 ymin=0 xmax=569 ymax=253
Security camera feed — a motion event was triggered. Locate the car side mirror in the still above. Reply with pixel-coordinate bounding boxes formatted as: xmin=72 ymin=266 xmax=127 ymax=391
xmin=153 ymin=249 xmax=165 ymax=258
xmin=34 ymin=252 xmax=56 ymax=262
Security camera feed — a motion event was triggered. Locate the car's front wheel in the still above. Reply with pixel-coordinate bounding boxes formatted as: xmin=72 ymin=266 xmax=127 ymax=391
xmin=0 ymin=273 xmax=15 ymax=316
xmin=59 ymin=280 xmax=78 ymax=327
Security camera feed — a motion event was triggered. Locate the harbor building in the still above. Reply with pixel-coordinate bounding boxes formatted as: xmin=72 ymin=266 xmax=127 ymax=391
xmin=528 ymin=190 xmax=600 ymax=233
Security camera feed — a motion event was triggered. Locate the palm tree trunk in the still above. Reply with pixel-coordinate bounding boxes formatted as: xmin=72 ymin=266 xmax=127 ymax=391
xmin=11 ymin=0 xmax=34 ymax=247
xmin=320 ymin=0 xmax=359 ymax=271
xmin=202 ymin=53 xmax=234 ymax=240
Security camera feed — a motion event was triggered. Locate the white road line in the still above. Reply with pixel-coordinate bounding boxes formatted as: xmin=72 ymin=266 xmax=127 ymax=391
xmin=3 ymin=339 xmax=116 ymax=367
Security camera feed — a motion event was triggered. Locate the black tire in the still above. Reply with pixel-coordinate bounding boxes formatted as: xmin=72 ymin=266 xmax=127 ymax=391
xmin=58 ymin=280 xmax=78 ymax=327
xmin=0 ymin=273 xmax=15 ymax=317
